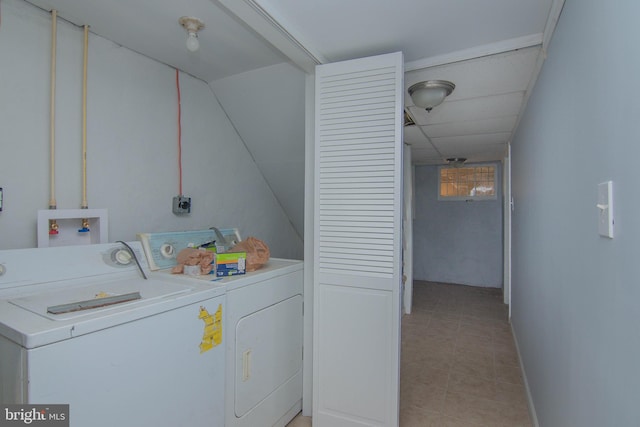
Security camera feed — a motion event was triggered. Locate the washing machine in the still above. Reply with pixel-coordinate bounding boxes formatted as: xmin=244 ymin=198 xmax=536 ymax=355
xmin=0 ymin=241 xmax=225 ymax=427
xmin=138 ymin=229 xmax=304 ymax=427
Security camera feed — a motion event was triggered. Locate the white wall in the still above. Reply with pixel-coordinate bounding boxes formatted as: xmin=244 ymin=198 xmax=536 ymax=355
xmin=511 ymin=1 xmax=640 ymax=425
xmin=0 ymin=0 xmax=302 ymax=259
xmin=413 ymin=163 xmax=503 ymax=287
xmin=210 ymin=63 xmax=306 ymax=240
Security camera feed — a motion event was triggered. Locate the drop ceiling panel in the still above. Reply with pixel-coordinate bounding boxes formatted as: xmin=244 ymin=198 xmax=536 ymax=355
xmin=410 ymin=147 xmax=443 ymax=165
xmin=471 ymin=152 xmax=507 ymax=163
xmin=432 ymin=132 xmax=511 ymax=150
xmin=405 ymin=47 xmax=541 ymax=102
xmin=403 ymin=126 xmax=431 ymax=146
xmin=422 ymin=116 xmax=517 ymax=138
xmin=437 ymin=140 xmax=507 ymax=156
xmin=408 ymin=91 xmax=525 ymax=126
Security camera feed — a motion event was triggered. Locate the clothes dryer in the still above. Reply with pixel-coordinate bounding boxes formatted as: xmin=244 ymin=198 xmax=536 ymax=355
xmin=138 ymin=230 xmax=304 ymax=427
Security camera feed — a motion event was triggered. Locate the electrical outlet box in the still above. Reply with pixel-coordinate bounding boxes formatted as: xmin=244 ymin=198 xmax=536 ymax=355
xmin=173 ymin=196 xmax=191 ymax=214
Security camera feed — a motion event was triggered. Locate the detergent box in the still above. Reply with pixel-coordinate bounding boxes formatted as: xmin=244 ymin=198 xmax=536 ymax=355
xmin=214 ymin=252 xmax=246 ymax=277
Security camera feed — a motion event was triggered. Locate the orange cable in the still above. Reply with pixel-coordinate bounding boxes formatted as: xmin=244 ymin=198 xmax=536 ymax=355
xmin=176 ymin=69 xmax=183 ymax=195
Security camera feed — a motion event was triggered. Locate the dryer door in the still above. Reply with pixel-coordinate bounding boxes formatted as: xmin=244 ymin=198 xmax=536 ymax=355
xmin=235 ymin=294 xmax=303 ymax=418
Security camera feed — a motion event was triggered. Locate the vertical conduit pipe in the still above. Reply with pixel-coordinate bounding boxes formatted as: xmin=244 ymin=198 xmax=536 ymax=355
xmin=81 ymin=25 xmax=88 ymax=210
xmin=49 ymin=9 xmax=57 ymax=210
xmin=48 ymin=10 xmax=58 ymax=235
xmin=79 ymin=24 xmax=90 ymax=232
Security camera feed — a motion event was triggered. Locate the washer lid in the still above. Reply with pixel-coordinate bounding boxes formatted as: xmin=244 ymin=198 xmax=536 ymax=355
xmin=9 ymin=278 xmax=189 ymax=321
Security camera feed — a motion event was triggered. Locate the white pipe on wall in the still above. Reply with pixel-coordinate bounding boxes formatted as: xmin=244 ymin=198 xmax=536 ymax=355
xmin=49 ymin=9 xmax=57 ymax=211
xmin=81 ymin=24 xmax=89 ymax=210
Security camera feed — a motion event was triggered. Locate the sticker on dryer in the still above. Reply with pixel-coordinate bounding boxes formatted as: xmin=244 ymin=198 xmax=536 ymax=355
xmin=198 ymin=304 xmax=222 ymax=353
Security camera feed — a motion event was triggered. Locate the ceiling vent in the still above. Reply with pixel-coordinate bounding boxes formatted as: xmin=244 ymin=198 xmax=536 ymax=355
xmin=404 ymin=109 xmax=416 ymax=127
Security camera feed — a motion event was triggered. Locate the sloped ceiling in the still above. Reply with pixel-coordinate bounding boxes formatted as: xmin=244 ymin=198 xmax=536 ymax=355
xmin=23 ymin=0 xmax=288 ymax=81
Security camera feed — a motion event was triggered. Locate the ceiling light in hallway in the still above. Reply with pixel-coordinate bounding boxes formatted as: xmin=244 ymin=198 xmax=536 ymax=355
xmin=408 ymin=80 xmax=455 ymax=111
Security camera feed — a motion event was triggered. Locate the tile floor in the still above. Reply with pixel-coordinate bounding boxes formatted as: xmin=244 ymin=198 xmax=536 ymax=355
xmin=287 ymin=281 xmax=532 ymax=427
xmin=286 ymin=414 xmax=312 ymax=427
xmin=400 ymin=281 xmax=531 ymax=427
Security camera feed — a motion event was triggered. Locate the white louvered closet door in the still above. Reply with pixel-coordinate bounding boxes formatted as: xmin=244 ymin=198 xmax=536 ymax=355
xmin=313 ymin=52 xmax=403 ymax=427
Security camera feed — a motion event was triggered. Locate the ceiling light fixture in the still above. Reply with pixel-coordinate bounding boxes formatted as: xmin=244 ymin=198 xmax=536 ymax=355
xmin=179 ymin=16 xmax=204 ymax=52
xmin=446 ymin=157 xmax=467 ymax=167
xmin=408 ymin=80 xmax=455 ymax=112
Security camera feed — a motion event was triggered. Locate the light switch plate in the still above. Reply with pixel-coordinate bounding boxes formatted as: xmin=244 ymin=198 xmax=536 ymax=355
xmin=597 ymin=181 xmax=613 ymax=238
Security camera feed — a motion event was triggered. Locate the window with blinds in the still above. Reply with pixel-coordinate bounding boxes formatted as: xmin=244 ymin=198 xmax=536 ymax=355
xmin=439 ymin=164 xmax=497 ymax=200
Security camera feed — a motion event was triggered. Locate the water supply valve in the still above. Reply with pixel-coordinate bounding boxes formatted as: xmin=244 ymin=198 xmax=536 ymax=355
xmin=49 ymin=219 xmax=59 ymax=235
xmin=78 ymin=218 xmax=90 ymax=233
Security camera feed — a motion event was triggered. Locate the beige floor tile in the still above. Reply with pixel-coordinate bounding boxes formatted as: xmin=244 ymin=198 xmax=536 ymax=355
xmin=495 ymin=380 xmax=529 ymax=405
xmin=496 ymin=364 xmax=524 ymax=385
xmin=285 ymin=414 xmax=311 ymax=427
xmin=400 ymin=381 xmax=447 ymax=413
xmin=399 ymin=406 xmax=442 ymax=427
xmin=447 ymin=370 xmax=498 ymax=399
xmin=454 ymin=333 xmax=494 ymax=355
xmin=494 ymin=336 xmax=518 ymax=353
xmin=495 ymin=348 xmax=520 ymax=367
xmin=402 ymin=360 xmax=451 ymax=389
xmin=454 ymin=346 xmax=494 ymax=367
xmin=433 ymin=304 xmax=464 ymax=316
xmin=403 ymin=311 xmax=432 ymax=325
xmin=494 ymin=400 xmax=533 ymax=427
xmin=442 ymin=391 xmax=503 ymax=426
xmin=457 ymin=320 xmax=494 ymax=339
xmin=429 ymin=310 xmax=463 ymax=322
xmin=405 ymin=335 xmax=454 ymax=355
xmin=413 ymin=353 xmax=455 ymax=372
xmin=466 ymin=308 xmax=507 ymax=322
xmin=450 ymin=356 xmax=496 ymax=381
xmin=426 ymin=317 xmax=460 ymax=331
xmin=460 ymin=315 xmax=503 ymax=329
xmin=493 ymin=321 xmax=512 ymax=334
xmin=440 ymin=415 xmax=486 ymax=427
xmin=402 ymin=326 xmax=429 ymax=340
xmin=420 ymin=334 xmax=458 ymax=355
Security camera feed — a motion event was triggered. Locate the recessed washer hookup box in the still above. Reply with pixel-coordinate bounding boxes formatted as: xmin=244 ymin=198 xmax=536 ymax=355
xmin=215 ymin=252 xmax=246 ymax=277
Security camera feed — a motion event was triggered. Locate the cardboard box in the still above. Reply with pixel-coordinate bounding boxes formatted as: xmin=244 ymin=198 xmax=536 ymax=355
xmin=215 ymin=252 xmax=246 ymax=277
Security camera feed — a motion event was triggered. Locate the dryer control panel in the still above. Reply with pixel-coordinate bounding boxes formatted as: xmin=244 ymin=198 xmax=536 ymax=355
xmin=137 ymin=229 xmax=241 ymax=271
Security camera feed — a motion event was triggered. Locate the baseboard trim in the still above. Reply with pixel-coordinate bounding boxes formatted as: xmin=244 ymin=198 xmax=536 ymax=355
xmin=510 ymin=321 xmax=540 ymax=427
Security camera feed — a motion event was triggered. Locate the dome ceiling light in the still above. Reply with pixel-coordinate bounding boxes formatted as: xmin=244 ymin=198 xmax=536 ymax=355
xmin=408 ymin=80 xmax=455 ymax=112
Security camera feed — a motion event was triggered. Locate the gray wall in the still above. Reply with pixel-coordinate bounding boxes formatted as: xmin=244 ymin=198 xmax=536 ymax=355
xmin=413 ymin=163 xmax=503 ymax=287
xmin=0 ymin=0 xmax=302 ymax=258
xmin=511 ymin=1 xmax=640 ymax=425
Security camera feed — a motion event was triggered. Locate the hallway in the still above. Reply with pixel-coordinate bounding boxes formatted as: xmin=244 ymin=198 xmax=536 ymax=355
xmin=287 ymin=281 xmax=532 ymax=426
xmin=400 ymin=281 xmax=531 ymax=426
